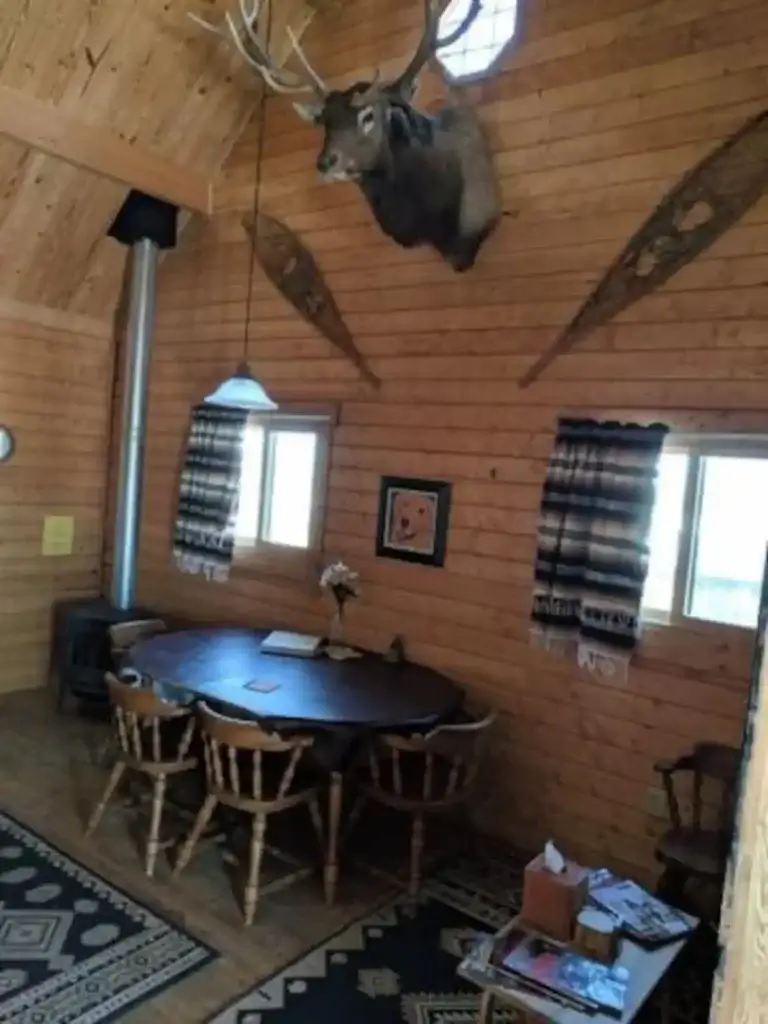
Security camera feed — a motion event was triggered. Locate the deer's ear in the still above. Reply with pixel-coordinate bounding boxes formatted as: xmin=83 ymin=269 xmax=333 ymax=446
xmin=293 ymin=101 xmax=324 ymax=123
xmin=397 ymin=82 xmax=418 ymax=103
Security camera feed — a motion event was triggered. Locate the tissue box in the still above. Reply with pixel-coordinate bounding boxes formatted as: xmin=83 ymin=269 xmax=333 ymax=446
xmin=520 ymin=852 xmax=589 ymax=942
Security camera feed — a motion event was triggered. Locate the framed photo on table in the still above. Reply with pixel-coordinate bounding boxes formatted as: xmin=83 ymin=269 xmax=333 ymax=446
xmin=375 ymin=476 xmax=452 ymax=567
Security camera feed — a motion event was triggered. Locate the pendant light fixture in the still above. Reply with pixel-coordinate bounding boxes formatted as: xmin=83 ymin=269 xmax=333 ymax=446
xmin=204 ymin=2 xmax=277 ymax=413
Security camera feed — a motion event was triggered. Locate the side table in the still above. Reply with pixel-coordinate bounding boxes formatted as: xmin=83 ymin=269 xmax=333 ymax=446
xmin=458 ymin=913 xmax=698 ymax=1024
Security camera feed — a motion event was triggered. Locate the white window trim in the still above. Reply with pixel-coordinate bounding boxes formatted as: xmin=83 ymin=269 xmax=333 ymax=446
xmin=235 ymin=408 xmax=334 ymax=567
xmin=643 ymin=432 xmax=768 ymax=630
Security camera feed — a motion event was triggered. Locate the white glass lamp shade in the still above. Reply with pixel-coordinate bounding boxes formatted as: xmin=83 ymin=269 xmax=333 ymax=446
xmin=203 ymin=363 xmax=278 ymax=412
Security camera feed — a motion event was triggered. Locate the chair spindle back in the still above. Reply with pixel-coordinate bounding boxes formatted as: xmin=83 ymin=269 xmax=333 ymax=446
xmin=105 ymin=672 xmax=195 ymax=767
xmin=370 ymin=709 xmax=497 ymax=806
xmin=197 ymin=702 xmax=314 ymax=807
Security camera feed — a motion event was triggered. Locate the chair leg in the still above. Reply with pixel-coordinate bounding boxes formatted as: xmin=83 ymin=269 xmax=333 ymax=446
xmin=657 ymin=864 xmax=689 ymax=907
xmin=324 ymin=771 xmax=343 ymax=906
xmin=244 ymin=814 xmax=267 ymax=926
xmin=478 ymin=990 xmax=495 ymax=1024
xmin=343 ymin=794 xmax=367 ymax=843
xmin=308 ymin=796 xmax=324 ymax=847
xmin=409 ymin=813 xmax=425 ymax=898
xmin=94 ymin=733 xmax=117 ymax=769
xmin=145 ymin=774 xmax=167 ymax=878
xmin=85 ymin=761 xmax=127 ymax=837
xmin=173 ymin=794 xmax=218 ymax=875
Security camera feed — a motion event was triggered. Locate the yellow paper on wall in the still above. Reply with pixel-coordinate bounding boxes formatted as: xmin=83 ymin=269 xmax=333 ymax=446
xmin=42 ymin=515 xmax=75 ymax=556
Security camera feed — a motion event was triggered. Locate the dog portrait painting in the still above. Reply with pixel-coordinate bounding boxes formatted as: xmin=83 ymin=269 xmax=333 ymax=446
xmin=376 ymin=476 xmax=451 ymax=567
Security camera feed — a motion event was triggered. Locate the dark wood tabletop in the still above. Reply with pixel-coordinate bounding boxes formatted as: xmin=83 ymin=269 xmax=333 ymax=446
xmin=128 ymin=628 xmax=462 ymax=729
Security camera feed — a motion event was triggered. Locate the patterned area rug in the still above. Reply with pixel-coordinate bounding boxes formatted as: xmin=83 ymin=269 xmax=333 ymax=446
xmin=209 ymin=836 xmax=716 ymax=1024
xmin=0 ymin=811 xmax=216 ymax=1024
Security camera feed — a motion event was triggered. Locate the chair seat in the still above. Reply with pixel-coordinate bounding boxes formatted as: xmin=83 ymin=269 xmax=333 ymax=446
xmin=657 ymin=827 xmax=726 ymax=877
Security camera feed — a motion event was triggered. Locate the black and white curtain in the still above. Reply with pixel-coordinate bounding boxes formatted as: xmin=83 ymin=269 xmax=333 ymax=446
xmin=530 ymin=418 xmax=669 ymax=679
xmin=172 ymin=403 xmax=248 ymax=583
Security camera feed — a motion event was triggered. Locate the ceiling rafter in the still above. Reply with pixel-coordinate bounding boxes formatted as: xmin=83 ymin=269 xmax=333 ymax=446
xmin=0 ymin=84 xmax=213 ymax=214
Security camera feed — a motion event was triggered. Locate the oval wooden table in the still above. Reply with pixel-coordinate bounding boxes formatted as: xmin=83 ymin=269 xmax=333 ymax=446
xmin=128 ymin=627 xmax=463 ymax=902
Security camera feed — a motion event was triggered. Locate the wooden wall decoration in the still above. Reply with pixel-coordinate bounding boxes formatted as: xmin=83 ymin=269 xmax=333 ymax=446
xmin=243 ymin=212 xmax=380 ymax=390
xmin=519 ymin=108 xmax=768 ymax=389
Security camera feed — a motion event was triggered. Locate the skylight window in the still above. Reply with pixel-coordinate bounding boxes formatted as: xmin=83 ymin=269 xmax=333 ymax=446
xmin=436 ymin=0 xmax=518 ymax=81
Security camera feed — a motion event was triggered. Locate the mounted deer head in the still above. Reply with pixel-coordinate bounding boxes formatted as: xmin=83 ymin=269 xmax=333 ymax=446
xmin=191 ymin=0 xmax=502 ymax=272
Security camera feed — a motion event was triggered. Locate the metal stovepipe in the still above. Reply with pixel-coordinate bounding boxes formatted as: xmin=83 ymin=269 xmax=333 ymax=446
xmin=110 ymin=237 xmax=158 ymax=610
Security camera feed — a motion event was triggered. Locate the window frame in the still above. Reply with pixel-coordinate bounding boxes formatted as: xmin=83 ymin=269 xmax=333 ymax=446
xmin=435 ymin=0 xmax=519 ymax=85
xmin=643 ymin=432 xmax=768 ymax=630
xmin=233 ymin=403 xmax=336 ymax=581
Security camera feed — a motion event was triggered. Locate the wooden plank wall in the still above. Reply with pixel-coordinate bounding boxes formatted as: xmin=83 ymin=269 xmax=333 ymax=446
xmin=0 ymin=299 xmax=113 ymax=694
xmin=137 ymin=0 xmax=768 ymax=880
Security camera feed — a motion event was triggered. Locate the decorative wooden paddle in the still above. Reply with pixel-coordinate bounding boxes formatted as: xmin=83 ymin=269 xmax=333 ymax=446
xmin=243 ymin=212 xmax=380 ymax=389
xmin=518 ymin=107 xmax=768 ymax=388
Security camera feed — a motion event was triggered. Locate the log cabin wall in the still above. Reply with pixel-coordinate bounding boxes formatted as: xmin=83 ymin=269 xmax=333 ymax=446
xmin=0 ymin=300 xmax=113 ymax=694
xmin=138 ymin=0 xmax=768 ymax=880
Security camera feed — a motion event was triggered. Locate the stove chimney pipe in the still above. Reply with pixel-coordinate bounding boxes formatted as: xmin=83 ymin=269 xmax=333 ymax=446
xmin=107 ymin=191 xmax=178 ymax=610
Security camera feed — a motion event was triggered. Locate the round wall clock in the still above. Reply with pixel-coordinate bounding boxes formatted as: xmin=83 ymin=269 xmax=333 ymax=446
xmin=0 ymin=425 xmax=16 ymax=463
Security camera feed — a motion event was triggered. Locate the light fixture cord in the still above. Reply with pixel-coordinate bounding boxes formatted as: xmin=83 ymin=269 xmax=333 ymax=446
xmin=242 ymin=0 xmax=273 ymax=367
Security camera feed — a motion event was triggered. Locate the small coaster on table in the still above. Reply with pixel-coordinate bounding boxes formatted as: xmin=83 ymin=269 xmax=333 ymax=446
xmin=244 ymin=679 xmax=281 ymax=694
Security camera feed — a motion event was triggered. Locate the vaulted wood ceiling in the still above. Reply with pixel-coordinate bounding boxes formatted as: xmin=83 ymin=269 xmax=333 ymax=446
xmin=0 ymin=0 xmax=323 ymax=319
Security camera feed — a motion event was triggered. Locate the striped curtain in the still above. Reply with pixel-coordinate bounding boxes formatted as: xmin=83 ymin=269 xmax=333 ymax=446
xmin=172 ymin=404 xmax=248 ymax=583
xmin=530 ymin=418 xmax=669 ymax=679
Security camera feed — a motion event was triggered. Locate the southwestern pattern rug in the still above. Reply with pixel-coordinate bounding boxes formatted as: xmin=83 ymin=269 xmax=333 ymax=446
xmin=209 ymin=837 xmax=716 ymax=1024
xmin=0 ymin=810 xmax=216 ymax=1024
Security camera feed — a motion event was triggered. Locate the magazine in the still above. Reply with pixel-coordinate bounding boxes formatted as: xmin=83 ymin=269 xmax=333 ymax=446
xmin=588 ymin=868 xmax=695 ymax=944
xmin=493 ymin=927 xmax=629 ymax=1017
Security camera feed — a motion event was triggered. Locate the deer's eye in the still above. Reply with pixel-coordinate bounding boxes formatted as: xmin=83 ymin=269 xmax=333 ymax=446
xmin=357 ymin=106 xmax=376 ymax=134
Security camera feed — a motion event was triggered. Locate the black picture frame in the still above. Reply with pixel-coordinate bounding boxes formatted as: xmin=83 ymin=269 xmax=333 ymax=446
xmin=375 ymin=476 xmax=452 ymax=567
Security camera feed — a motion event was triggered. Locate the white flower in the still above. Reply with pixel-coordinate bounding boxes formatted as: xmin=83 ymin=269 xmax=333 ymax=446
xmin=320 ymin=561 xmax=361 ymax=600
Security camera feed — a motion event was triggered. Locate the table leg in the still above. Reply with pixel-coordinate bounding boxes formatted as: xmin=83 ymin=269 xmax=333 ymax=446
xmin=324 ymin=771 xmax=342 ymax=905
xmin=478 ymin=990 xmax=495 ymax=1023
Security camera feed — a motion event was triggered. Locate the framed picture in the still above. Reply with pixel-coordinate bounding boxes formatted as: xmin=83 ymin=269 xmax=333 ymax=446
xmin=376 ymin=476 xmax=452 ymax=567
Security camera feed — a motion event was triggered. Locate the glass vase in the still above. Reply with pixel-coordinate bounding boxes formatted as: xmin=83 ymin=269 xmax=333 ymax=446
xmin=326 ymin=602 xmax=361 ymax=661
xmin=329 ymin=604 xmax=345 ymax=646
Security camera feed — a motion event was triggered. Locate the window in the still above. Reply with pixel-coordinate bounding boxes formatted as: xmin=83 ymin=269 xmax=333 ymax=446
xmin=436 ymin=0 xmax=518 ymax=80
xmin=235 ymin=412 xmax=331 ymax=557
xmin=643 ymin=437 xmax=768 ymax=629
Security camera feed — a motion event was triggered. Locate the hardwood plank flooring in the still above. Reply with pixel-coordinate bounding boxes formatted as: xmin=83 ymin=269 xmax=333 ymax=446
xmin=0 ymin=688 xmax=392 ymax=1023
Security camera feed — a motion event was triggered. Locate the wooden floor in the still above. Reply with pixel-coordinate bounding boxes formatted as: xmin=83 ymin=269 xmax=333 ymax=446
xmin=0 ymin=688 xmax=394 ymax=1023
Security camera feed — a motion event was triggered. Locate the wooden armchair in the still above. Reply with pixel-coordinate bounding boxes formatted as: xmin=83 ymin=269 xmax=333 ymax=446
xmin=654 ymin=741 xmax=740 ymax=912
xmin=85 ymin=672 xmax=197 ymax=877
xmin=172 ymin=703 xmax=329 ymax=925
xmin=352 ymin=708 xmax=497 ymax=896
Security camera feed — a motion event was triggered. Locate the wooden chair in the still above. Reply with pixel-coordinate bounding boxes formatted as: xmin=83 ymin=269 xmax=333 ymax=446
xmin=172 ymin=702 xmax=328 ymax=925
xmin=109 ymin=618 xmax=167 ymax=660
xmin=85 ymin=672 xmax=197 ymax=877
xmin=351 ymin=708 xmax=497 ymax=896
xmin=654 ymin=741 xmax=741 ymax=913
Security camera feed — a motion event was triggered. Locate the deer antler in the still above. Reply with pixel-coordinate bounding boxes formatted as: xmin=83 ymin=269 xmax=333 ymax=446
xmin=390 ymin=0 xmax=483 ymax=95
xmin=188 ymin=0 xmax=328 ymax=96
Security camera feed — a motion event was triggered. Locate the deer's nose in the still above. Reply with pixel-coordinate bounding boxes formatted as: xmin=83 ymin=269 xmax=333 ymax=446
xmin=317 ymin=150 xmax=339 ymax=175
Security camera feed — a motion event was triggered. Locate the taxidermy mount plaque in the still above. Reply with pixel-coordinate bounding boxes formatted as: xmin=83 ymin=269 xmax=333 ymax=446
xmin=192 ymin=0 xmax=501 ymax=272
xmin=519 ymin=107 xmax=768 ymax=388
xmin=244 ymin=212 xmax=379 ymax=389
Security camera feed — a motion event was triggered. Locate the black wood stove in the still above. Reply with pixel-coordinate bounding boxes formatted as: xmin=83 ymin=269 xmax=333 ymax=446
xmin=51 ymin=597 xmax=158 ymax=709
